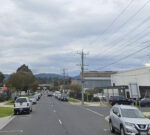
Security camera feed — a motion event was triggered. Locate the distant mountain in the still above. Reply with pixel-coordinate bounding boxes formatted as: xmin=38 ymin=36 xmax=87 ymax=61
xmin=34 ymin=73 xmax=64 ymax=79
xmin=72 ymin=75 xmax=80 ymax=79
xmin=4 ymin=74 xmax=10 ymax=80
xmin=4 ymin=73 xmax=78 ymax=80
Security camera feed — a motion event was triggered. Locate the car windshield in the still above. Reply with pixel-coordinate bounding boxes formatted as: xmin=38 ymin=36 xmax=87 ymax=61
xmin=16 ymin=98 xmax=27 ymax=103
xmin=121 ymin=109 xmax=145 ymax=118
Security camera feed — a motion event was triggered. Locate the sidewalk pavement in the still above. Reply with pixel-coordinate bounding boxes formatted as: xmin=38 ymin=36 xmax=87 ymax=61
xmin=0 ymin=101 xmax=13 ymax=108
xmin=0 ymin=116 xmax=15 ymax=130
xmin=69 ymin=101 xmax=110 ymax=107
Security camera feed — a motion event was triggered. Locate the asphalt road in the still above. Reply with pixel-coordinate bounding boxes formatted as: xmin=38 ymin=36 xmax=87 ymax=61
xmin=0 ymin=95 xmax=113 ymax=135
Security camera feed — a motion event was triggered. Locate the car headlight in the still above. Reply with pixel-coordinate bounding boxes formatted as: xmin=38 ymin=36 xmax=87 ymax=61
xmin=125 ymin=122 xmax=135 ymax=128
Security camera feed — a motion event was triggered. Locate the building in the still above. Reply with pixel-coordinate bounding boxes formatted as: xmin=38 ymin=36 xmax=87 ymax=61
xmin=110 ymin=67 xmax=150 ymax=98
xmin=71 ymin=71 xmax=116 ymax=91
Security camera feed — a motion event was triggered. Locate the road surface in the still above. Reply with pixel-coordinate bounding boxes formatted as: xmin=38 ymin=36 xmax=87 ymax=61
xmin=0 ymin=95 xmax=112 ymax=135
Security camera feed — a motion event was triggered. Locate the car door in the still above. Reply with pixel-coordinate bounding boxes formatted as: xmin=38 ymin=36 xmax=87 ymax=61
xmin=112 ymin=107 xmax=121 ymax=130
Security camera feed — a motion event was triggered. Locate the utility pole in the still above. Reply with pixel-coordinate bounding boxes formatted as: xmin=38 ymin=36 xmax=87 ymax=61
xmin=77 ymin=50 xmax=88 ymax=105
xmin=62 ymin=68 xmax=67 ymax=93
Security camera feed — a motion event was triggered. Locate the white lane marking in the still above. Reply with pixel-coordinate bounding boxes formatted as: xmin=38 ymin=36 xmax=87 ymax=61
xmin=86 ymin=108 xmax=104 ymax=117
xmin=53 ymin=110 xmax=56 ymax=113
xmin=59 ymin=120 xmax=62 ymax=125
xmin=104 ymin=129 xmax=110 ymax=132
xmin=105 ymin=116 xmax=110 ymax=122
xmin=0 ymin=130 xmax=23 ymax=133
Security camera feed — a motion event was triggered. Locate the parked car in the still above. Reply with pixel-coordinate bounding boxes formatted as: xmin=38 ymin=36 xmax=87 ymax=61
xmin=29 ymin=96 xmax=37 ymax=104
xmin=109 ymin=105 xmax=150 ymax=135
xmin=109 ymin=96 xmax=133 ymax=106
xmin=47 ymin=92 xmax=53 ymax=97
xmin=14 ymin=97 xmax=32 ymax=114
xmin=60 ymin=93 xmax=68 ymax=101
xmin=140 ymin=98 xmax=150 ymax=107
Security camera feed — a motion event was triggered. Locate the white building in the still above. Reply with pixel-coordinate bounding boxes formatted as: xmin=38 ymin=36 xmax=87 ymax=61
xmin=111 ymin=67 xmax=150 ymax=98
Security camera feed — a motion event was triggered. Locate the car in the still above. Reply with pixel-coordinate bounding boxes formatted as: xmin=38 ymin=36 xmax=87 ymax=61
xmin=60 ymin=93 xmax=68 ymax=101
xmin=47 ymin=92 xmax=53 ymax=97
xmin=14 ymin=97 xmax=32 ymax=115
xmin=109 ymin=96 xmax=133 ymax=106
xmin=140 ymin=98 xmax=150 ymax=107
xmin=29 ymin=96 xmax=37 ymax=104
xmin=109 ymin=105 xmax=150 ymax=135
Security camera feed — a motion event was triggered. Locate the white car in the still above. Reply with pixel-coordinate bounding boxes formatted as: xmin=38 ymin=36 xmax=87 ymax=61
xmin=29 ymin=96 xmax=37 ymax=104
xmin=109 ymin=105 xmax=150 ymax=135
xmin=14 ymin=97 xmax=32 ymax=114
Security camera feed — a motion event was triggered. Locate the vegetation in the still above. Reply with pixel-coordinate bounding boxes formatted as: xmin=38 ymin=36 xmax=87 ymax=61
xmin=6 ymin=64 xmax=38 ymax=94
xmin=0 ymin=107 xmax=13 ymax=118
xmin=0 ymin=72 xmax=5 ymax=87
xmin=68 ymin=98 xmax=80 ymax=103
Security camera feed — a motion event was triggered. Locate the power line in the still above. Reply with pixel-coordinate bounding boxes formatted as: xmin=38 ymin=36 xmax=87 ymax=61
xmin=89 ymin=0 xmax=135 ymax=45
xmin=99 ymin=15 xmax=150 ymax=56
xmin=98 ymin=41 xmax=150 ymax=70
xmin=94 ymin=0 xmax=150 ymax=54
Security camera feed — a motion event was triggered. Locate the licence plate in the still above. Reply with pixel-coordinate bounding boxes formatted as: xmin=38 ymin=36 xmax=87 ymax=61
xmin=140 ymin=132 xmax=147 ymax=135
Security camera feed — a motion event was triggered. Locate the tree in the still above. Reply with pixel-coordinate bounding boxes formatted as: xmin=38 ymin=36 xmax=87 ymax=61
xmin=0 ymin=72 xmax=5 ymax=87
xmin=32 ymin=81 xmax=39 ymax=92
xmin=6 ymin=65 xmax=35 ymax=93
xmin=17 ymin=64 xmax=32 ymax=73
xmin=69 ymin=84 xmax=81 ymax=92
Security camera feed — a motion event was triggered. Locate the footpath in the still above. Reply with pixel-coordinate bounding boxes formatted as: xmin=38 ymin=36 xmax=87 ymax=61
xmin=0 ymin=101 xmax=15 ymax=130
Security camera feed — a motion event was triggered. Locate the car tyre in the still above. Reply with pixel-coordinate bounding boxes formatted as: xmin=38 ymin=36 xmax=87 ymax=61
xmin=120 ymin=126 xmax=126 ymax=135
xmin=27 ymin=109 xmax=30 ymax=114
xmin=109 ymin=120 xmax=115 ymax=133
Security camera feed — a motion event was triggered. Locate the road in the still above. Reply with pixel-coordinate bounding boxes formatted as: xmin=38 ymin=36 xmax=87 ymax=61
xmin=0 ymin=95 xmax=113 ymax=135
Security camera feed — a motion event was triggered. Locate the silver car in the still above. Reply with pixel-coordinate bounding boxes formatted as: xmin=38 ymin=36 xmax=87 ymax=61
xmin=109 ymin=105 xmax=150 ymax=135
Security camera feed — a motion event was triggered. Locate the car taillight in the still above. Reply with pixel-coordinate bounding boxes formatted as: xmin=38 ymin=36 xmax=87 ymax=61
xmin=27 ymin=103 xmax=29 ymax=106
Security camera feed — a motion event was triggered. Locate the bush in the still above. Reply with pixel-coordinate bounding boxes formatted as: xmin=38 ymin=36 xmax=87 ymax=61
xmin=92 ymin=97 xmax=100 ymax=102
xmin=0 ymin=96 xmax=10 ymax=102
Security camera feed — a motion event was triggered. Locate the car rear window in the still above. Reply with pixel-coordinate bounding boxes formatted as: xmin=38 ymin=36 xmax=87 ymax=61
xmin=16 ymin=98 xmax=27 ymax=103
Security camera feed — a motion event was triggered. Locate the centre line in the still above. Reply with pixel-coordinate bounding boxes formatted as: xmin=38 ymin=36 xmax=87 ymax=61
xmin=86 ymin=108 xmax=104 ymax=117
xmin=59 ymin=120 xmax=62 ymax=125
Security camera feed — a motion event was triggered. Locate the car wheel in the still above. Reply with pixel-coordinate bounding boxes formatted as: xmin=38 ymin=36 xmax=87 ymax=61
xmin=120 ymin=126 xmax=126 ymax=135
xmin=109 ymin=120 xmax=115 ymax=133
xmin=27 ymin=109 xmax=30 ymax=114
xmin=14 ymin=111 xmax=17 ymax=115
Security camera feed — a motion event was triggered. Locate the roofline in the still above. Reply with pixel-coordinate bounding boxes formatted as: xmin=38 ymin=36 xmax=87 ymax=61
xmin=113 ymin=66 xmax=150 ymax=74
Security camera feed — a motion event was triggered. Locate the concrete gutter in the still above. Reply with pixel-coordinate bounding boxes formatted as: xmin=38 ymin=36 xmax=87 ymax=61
xmin=0 ymin=115 xmax=15 ymax=130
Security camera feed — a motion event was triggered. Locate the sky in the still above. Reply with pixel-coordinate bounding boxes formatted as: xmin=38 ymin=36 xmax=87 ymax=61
xmin=0 ymin=0 xmax=150 ymax=76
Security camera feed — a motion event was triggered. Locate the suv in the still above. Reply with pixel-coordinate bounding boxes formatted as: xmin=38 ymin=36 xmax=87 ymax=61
xmin=14 ymin=97 xmax=32 ymax=114
xmin=109 ymin=105 xmax=150 ymax=135
xmin=109 ymin=96 xmax=133 ymax=106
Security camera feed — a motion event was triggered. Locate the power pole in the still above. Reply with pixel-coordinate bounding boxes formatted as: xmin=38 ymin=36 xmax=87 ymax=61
xmin=77 ymin=50 xmax=88 ymax=105
xmin=62 ymin=68 xmax=67 ymax=93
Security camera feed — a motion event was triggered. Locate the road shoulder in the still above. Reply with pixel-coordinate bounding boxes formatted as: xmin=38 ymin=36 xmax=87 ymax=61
xmin=0 ymin=115 xmax=15 ymax=130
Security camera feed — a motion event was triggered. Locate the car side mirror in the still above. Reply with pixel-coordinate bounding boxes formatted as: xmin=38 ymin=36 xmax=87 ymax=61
xmin=117 ymin=113 xmax=121 ymax=117
xmin=118 ymin=114 xmax=121 ymax=117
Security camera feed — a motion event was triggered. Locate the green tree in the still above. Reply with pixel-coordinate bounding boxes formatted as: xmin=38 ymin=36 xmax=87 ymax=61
xmin=32 ymin=81 xmax=39 ymax=92
xmin=0 ymin=72 xmax=5 ymax=87
xmin=6 ymin=65 xmax=35 ymax=93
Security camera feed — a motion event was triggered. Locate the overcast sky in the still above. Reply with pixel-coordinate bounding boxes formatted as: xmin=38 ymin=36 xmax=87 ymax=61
xmin=0 ymin=0 xmax=150 ymax=76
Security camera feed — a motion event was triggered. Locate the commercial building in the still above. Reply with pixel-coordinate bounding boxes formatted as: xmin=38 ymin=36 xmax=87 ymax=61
xmin=71 ymin=71 xmax=116 ymax=91
xmin=109 ymin=67 xmax=150 ymax=99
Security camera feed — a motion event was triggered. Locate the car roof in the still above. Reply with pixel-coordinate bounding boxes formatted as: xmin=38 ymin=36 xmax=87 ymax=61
xmin=17 ymin=97 xmax=28 ymax=99
xmin=113 ymin=105 xmax=137 ymax=110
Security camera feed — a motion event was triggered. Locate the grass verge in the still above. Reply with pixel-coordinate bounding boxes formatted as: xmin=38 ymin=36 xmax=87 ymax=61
xmin=0 ymin=107 xmax=13 ymax=118
xmin=68 ymin=98 xmax=81 ymax=103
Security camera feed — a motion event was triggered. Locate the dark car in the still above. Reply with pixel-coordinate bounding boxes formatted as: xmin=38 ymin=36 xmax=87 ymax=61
xmin=47 ymin=92 xmax=53 ymax=97
xmin=109 ymin=96 xmax=133 ymax=106
xmin=140 ymin=98 xmax=150 ymax=107
xmin=60 ymin=93 xmax=68 ymax=101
